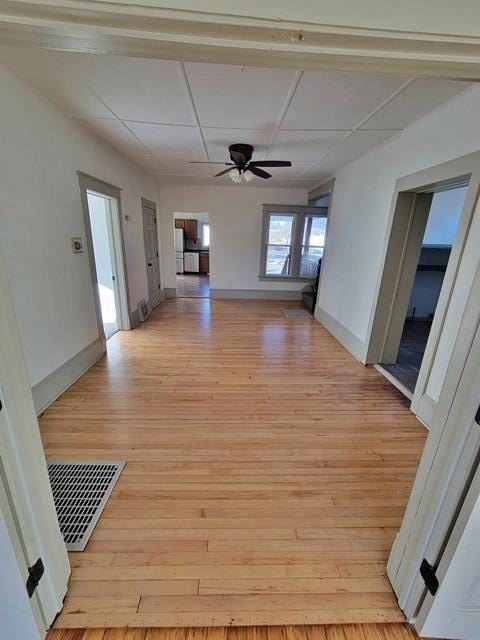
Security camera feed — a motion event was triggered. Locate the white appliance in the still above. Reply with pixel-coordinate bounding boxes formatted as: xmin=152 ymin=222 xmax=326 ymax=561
xmin=184 ymin=252 xmax=199 ymax=273
xmin=175 ymin=228 xmax=184 ymax=274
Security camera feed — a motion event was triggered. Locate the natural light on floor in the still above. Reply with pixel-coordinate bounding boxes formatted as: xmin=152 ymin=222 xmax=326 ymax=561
xmin=98 ymin=284 xmax=116 ymax=323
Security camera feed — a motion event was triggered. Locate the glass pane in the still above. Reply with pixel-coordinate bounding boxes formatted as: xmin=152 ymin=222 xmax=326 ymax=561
xmin=303 ymin=216 xmax=327 ymax=247
xmin=300 ymin=246 xmax=323 ymax=277
xmin=268 ymin=215 xmax=294 ymax=245
xmin=266 ymin=245 xmax=291 ymax=275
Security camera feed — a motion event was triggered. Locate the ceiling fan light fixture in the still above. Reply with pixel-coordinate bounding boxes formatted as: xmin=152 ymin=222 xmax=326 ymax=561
xmin=229 ymin=167 xmax=242 ymax=183
xmin=243 ymin=170 xmax=254 ymax=183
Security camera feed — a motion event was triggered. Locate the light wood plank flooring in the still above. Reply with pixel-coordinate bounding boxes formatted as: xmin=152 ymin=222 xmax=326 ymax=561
xmin=47 ymin=623 xmax=430 ymax=639
xmin=40 ymin=299 xmax=426 ymax=629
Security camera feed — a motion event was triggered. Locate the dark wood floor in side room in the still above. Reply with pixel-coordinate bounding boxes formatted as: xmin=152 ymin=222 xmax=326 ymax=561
xmin=39 ymin=299 xmax=427 ymax=629
xmin=176 ymin=273 xmax=210 ymax=297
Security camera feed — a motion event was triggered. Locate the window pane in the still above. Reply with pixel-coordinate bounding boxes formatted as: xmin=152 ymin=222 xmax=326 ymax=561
xmin=300 ymin=246 xmax=323 ymax=277
xmin=303 ymin=216 xmax=327 ymax=247
xmin=202 ymin=223 xmax=210 ymax=247
xmin=266 ymin=245 xmax=291 ymax=275
xmin=268 ymin=215 xmax=294 ymax=245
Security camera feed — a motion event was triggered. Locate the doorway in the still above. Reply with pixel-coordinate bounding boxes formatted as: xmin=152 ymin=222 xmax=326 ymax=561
xmin=86 ymin=192 xmax=120 ymax=338
xmin=174 ymin=212 xmax=210 ymax=298
xmin=379 ymin=186 xmax=467 ymax=395
xmin=79 ymin=173 xmax=131 ymax=340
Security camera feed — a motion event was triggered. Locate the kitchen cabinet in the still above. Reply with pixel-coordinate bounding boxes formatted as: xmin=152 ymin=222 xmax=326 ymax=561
xmin=174 ymin=219 xmax=185 ymax=229
xmin=184 ymin=219 xmax=197 ymax=240
xmin=199 ymin=252 xmax=209 ymax=274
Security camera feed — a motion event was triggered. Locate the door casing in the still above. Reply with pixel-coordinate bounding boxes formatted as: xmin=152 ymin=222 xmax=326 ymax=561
xmin=78 ymin=172 xmax=131 ymax=335
xmin=365 ymin=151 xmax=480 ymax=428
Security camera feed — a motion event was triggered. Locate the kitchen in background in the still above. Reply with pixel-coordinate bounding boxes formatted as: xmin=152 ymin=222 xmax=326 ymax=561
xmin=174 ymin=212 xmax=210 ymax=298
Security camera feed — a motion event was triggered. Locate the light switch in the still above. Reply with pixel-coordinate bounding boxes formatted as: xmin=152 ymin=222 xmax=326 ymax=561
xmin=71 ymin=237 xmax=84 ymax=253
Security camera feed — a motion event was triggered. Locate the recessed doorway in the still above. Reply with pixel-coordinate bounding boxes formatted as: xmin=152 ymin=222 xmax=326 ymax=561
xmin=380 ymin=186 xmax=467 ymax=394
xmin=174 ymin=212 xmax=210 ymax=298
xmin=79 ymin=173 xmax=131 ymax=340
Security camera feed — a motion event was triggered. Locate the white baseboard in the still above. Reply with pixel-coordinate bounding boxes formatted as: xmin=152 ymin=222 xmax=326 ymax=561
xmin=315 ymin=307 xmax=366 ymax=363
xmin=32 ymin=335 xmax=106 ymax=415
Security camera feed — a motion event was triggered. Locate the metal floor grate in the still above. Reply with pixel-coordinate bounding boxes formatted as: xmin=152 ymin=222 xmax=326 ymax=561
xmin=47 ymin=461 xmax=125 ymax=551
xmin=283 ymin=308 xmax=312 ymax=319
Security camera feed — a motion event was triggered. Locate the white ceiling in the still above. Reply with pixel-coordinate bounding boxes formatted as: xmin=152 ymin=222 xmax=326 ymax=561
xmin=0 ymin=45 xmax=471 ymax=189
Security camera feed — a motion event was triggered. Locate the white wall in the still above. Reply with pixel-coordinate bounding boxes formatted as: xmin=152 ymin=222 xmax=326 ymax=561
xmin=316 ymin=85 xmax=480 ymax=354
xmin=158 ymin=184 xmax=308 ymax=293
xmin=0 ymin=66 xmax=159 ymax=387
xmin=423 ymin=187 xmax=467 ymax=246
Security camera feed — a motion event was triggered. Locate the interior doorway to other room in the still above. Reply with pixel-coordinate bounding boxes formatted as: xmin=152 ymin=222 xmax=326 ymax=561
xmin=174 ymin=212 xmax=210 ymax=298
xmin=379 ymin=185 xmax=467 ymax=396
xmin=79 ymin=173 xmax=131 ymax=341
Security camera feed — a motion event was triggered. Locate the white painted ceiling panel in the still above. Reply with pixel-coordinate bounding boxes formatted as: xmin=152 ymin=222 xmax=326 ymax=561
xmin=0 ymin=45 xmax=112 ymax=119
xmin=155 ymin=160 xmax=215 ymax=177
xmin=270 ymin=130 xmax=346 ymax=161
xmin=1 ymin=45 xmax=472 ymax=189
xmin=360 ymin=78 xmax=471 ymax=130
xmin=126 ymin=122 xmax=206 ymax=161
xmin=184 ymin=63 xmax=296 ymax=129
xmin=58 ymin=53 xmax=196 ymax=125
xmin=302 ymin=130 xmax=399 ymax=180
xmin=281 ymin=70 xmax=406 ymax=130
xmin=79 ymin=118 xmax=150 ymax=155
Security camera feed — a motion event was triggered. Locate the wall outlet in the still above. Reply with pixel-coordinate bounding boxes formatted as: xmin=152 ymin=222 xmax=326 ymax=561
xmin=71 ymin=237 xmax=84 ymax=253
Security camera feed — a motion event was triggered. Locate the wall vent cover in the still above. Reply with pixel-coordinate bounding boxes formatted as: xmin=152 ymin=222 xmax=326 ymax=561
xmin=47 ymin=461 xmax=125 ymax=551
xmin=283 ymin=309 xmax=312 ymax=319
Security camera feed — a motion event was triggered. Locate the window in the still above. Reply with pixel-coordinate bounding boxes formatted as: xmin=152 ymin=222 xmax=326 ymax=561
xmin=260 ymin=205 xmax=327 ymax=280
xmin=202 ymin=223 xmax=210 ymax=248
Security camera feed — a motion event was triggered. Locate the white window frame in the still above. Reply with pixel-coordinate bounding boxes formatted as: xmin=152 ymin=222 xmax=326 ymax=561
xmin=259 ymin=204 xmax=328 ymax=281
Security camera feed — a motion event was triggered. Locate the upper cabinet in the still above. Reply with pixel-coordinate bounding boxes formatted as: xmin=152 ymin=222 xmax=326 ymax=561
xmin=174 ymin=219 xmax=185 ymax=229
xmin=184 ymin=219 xmax=197 ymax=240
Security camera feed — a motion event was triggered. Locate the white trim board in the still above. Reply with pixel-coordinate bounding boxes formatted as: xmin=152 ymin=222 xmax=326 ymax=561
xmin=314 ymin=307 xmax=366 ymax=363
xmin=374 ymin=364 xmax=414 ymax=402
xmin=32 ymin=336 xmax=106 ymax=415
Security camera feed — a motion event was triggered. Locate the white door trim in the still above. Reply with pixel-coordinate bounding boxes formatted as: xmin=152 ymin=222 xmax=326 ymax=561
xmin=78 ymin=172 xmax=131 ymax=334
xmin=387 ymin=257 xmax=480 ymax=620
xmin=0 ymin=247 xmax=70 ymax=628
xmin=365 ymin=152 xmax=480 ymax=427
xmin=0 ymin=464 xmax=43 ymax=639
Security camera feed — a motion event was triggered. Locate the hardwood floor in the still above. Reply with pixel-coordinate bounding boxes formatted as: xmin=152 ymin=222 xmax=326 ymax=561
xmin=47 ymin=623 xmax=426 ymax=639
xmin=176 ymin=274 xmax=210 ymax=297
xmin=39 ymin=299 xmax=427 ymax=629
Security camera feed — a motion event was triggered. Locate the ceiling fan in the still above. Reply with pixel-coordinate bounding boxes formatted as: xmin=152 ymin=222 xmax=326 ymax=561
xmin=190 ymin=143 xmax=291 ymax=182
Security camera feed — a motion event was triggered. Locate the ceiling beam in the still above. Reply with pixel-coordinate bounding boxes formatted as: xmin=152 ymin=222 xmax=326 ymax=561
xmin=1 ymin=1 xmax=480 ymax=80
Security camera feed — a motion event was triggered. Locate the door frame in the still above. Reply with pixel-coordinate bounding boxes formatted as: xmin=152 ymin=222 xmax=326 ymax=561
xmin=141 ymin=197 xmax=162 ymax=310
xmin=78 ymin=172 xmax=131 ymax=335
xmin=0 ymin=247 xmax=70 ymax=631
xmin=387 ymin=253 xmax=480 ymax=622
xmin=0 ymin=457 xmax=44 ymax=639
xmin=365 ymin=151 xmax=480 ymax=426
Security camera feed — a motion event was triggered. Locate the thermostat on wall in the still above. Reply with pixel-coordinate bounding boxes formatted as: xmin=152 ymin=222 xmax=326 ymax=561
xmin=71 ymin=237 xmax=84 ymax=253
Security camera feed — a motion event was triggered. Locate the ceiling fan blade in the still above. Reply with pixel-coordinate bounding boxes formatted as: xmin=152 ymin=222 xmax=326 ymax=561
xmin=214 ymin=167 xmax=235 ymax=177
xmin=248 ymin=166 xmax=272 ymax=179
xmin=190 ymin=161 xmax=234 ymax=165
xmin=250 ymin=160 xmax=292 ymax=167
